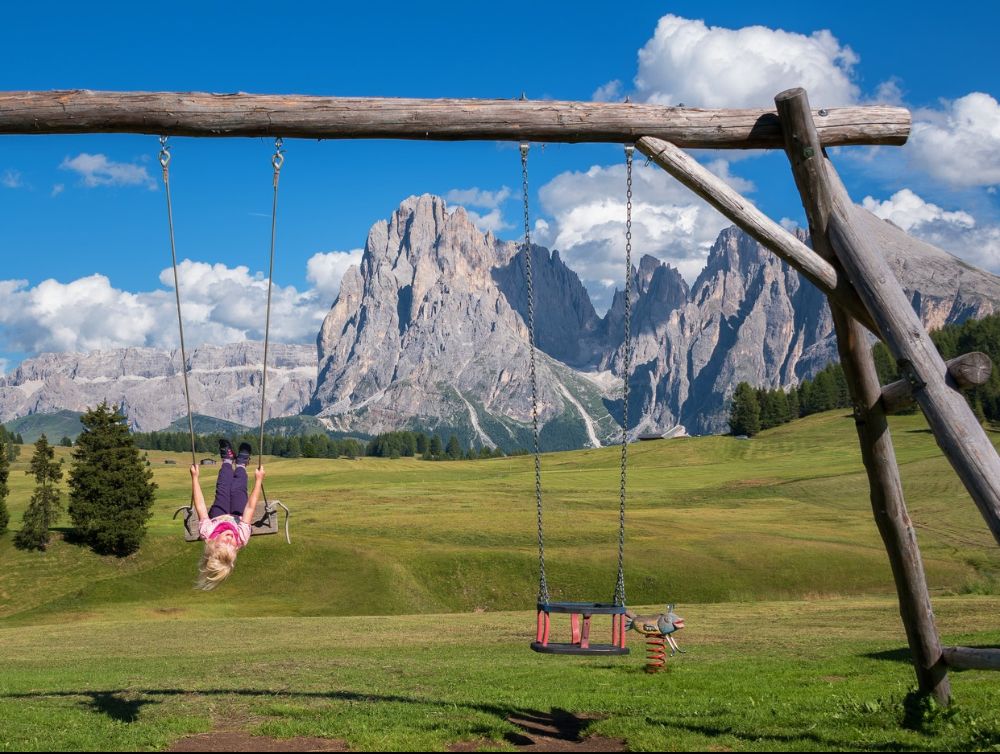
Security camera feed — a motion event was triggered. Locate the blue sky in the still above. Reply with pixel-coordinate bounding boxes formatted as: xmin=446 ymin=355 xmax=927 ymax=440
xmin=1 ymin=1 xmax=998 ymax=369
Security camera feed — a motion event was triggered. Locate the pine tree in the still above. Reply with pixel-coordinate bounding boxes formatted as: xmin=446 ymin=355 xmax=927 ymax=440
xmin=729 ymin=382 xmax=761 ymax=437
xmin=14 ymin=435 xmax=63 ymax=551
xmin=0 ymin=437 xmax=9 ymax=535
xmin=429 ymin=435 xmax=444 ymax=459
xmin=445 ymin=434 xmax=462 ymax=460
xmin=68 ymin=403 xmax=157 ymax=557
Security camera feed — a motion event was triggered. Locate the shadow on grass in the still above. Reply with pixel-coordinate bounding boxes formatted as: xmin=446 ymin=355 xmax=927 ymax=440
xmin=0 ymin=686 xmax=932 ymax=750
xmin=1 ymin=688 xmax=598 ymax=745
xmin=864 ymin=647 xmax=912 ymax=664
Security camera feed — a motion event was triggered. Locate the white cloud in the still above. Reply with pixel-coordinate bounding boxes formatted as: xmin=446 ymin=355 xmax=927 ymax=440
xmin=444 ymin=186 xmax=513 ymax=233
xmin=306 ymin=249 xmax=364 ymax=301
xmin=2 ymin=169 xmax=23 ymax=188
xmin=464 ymin=207 xmax=511 ymax=234
xmin=633 ymin=15 xmax=861 ymax=108
xmin=60 ymin=153 xmax=156 ymax=189
xmin=0 ymin=260 xmax=334 ymax=356
xmin=862 ymin=189 xmax=1000 ymax=273
xmin=444 ymin=186 xmax=511 ymax=209
xmin=51 ymin=184 xmax=64 ymax=197
xmin=537 ymin=158 xmax=748 ymax=309
xmin=909 ymin=93 xmax=1000 ymax=188
xmin=592 ymin=80 xmax=623 ymax=102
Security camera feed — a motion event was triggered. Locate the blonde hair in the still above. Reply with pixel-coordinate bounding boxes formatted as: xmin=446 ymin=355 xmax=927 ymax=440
xmin=196 ymin=537 xmax=239 ymax=591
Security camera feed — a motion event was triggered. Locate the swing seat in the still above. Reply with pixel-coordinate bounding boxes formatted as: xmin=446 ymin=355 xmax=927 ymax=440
xmin=531 ymin=601 xmax=630 ymax=656
xmin=173 ymin=499 xmax=291 ymax=544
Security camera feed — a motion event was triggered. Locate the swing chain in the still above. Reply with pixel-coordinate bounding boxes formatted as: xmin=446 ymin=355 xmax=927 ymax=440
xmin=521 ymin=142 xmax=549 ymax=606
xmin=615 ymin=144 xmax=634 ymax=607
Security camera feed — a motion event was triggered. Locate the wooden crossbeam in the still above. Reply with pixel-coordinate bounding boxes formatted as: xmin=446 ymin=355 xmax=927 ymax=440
xmin=0 ymin=90 xmax=910 ymax=147
xmin=882 ymin=352 xmax=993 ymax=415
xmin=942 ymin=646 xmax=1000 ymax=671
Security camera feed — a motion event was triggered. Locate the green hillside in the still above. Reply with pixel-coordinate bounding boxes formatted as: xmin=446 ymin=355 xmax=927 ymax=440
xmin=4 ymin=410 xmax=84 ymax=443
xmin=165 ymin=414 xmax=251 ymax=436
xmin=1 ymin=410 xmax=997 ymax=625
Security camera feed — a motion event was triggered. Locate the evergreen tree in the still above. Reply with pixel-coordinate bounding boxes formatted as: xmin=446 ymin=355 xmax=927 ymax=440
xmin=14 ymin=435 xmax=63 ymax=551
xmin=68 ymin=403 xmax=157 ymax=557
xmin=729 ymin=382 xmax=761 ymax=437
xmin=415 ymin=433 xmax=428 ymax=455
xmin=445 ymin=434 xmax=462 ymax=460
xmin=0 ymin=437 xmax=9 ymax=535
xmin=60 ymin=436 xmax=73 ymax=447
xmin=429 ymin=435 xmax=444 ymax=459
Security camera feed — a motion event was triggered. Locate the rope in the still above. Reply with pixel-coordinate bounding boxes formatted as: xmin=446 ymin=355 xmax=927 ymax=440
xmin=521 ymin=143 xmax=549 ymax=605
xmin=159 ymin=137 xmax=197 ymax=466
xmin=614 ymin=145 xmax=634 ymax=607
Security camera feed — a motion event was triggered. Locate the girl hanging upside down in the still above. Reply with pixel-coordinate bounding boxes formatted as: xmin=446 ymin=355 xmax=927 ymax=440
xmin=189 ymin=439 xmax=265 ymax=590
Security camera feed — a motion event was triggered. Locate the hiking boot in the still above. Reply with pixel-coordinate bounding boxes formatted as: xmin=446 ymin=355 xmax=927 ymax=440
xmin=219 ymin=438 xmax=236 ymax=462
xmin=236 ymin=442 xmax=252 ymax=467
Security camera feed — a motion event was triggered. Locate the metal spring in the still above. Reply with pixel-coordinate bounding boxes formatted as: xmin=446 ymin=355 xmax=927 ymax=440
xmin=645 ymin=636 xmax=667 ymax=673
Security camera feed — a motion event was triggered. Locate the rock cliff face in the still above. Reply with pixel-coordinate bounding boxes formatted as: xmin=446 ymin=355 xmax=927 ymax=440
xmin=605 ymin=214 xmax=1000 ymax=434
xmin=4 ymin=196 xmax=999 ymax=445
xmin=310 ymin=195 xmax=619 ymax=450
xmin=0 ymin=342 xmax=316 ymax=432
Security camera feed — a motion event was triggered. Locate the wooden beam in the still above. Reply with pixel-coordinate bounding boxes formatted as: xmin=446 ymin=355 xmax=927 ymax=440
xmin=775 ymin=87 xmax=950 ymax=706
xmin=942 ymin=646 xmax=1000 ymax=671
xmin=882 ymin=352 xmax=993 ymax=415
xmin=636 ymin=136 xmax=878 ymax=333
xmin=0 ymin=90 xmax=911 ymax=147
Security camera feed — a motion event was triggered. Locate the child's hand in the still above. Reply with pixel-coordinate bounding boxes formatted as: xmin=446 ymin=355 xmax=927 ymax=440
xmin=255 ymin=466 xmax=266 ymax=484
xmin=190 ymin=464 xmax=199 ymax=479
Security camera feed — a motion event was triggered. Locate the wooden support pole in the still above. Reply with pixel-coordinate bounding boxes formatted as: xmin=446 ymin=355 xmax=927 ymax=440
xmin=775 ymin=87 xmax=951 ymax=705
xmin=882 ymin=352 xmax=993 ymax=415
xmin=636 ymin=136 xmax=878 ymax=334
xmin=942 ymin=646 xmax=1000 ymax=671
xmin=0 ymin=90 xmax=911 ymax=147
xmin=822 ymin=162 xmax=1000 ymax=550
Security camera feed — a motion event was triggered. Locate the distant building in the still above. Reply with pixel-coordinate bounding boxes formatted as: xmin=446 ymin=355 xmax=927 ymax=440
xmin=163 ymin=459 xmax=177 ymax=465
xmin=200 ymin=458 xmax=217 ymax=466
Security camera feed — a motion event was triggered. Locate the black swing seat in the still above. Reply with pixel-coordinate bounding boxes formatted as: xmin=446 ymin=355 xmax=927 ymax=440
xmin=530 ymin=642 xmax=630 ymax=656
xmin=531 ymin=601 xmax=630 ymax=656
xmin=173 ymin=499 xmax=291 ymax=544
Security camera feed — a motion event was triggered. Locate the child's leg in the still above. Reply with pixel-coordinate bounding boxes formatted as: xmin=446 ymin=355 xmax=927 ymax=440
xmin=208 ymin=462 xmax=235 ymax=518
xmin=230 ymin=465 xmax=249 ymax=518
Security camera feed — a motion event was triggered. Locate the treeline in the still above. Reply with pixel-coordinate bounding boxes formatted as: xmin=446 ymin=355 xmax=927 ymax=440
xmin=365 ymin=430 xmax=507 ymax=460
xmin=0 ymin=427 xmax=23 ymax=461
xmin=730 ymin=313 xmax=1000 ymax=436
xmin=131 ymin=428 xmax=510 ymax=461
xmin=131 ymin=431 xmax=366 ymax=459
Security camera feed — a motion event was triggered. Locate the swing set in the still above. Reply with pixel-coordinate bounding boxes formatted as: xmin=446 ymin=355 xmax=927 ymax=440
xmin=3 ymin=89 xmax=999 ymax=701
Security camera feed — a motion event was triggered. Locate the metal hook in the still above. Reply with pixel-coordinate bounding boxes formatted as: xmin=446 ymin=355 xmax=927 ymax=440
xmin=158 ymin=135 xmax=171 ymax=168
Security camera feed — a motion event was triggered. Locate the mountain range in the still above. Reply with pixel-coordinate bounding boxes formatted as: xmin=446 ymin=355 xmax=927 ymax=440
xmin=2 ymin=194 xmax=999 ymax=450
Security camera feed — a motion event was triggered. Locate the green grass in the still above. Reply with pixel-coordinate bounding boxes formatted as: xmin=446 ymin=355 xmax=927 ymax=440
xmin=0 ymin=598 xmax=997 ymax=751
xmin=0 ymin=411 xmax=998 ymax=750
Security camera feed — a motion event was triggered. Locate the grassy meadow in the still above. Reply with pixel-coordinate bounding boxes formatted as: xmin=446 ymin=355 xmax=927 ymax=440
xmin=0 ymin=411 xmax=998 ymax=750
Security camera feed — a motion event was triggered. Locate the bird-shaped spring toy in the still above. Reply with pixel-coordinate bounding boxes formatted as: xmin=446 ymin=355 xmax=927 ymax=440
xmin=625 ymin=604 xmax=685 ymax=672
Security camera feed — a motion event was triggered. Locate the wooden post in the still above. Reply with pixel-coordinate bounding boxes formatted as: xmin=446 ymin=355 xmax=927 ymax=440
xmin=0 ymin=90 xmax=911 ymax=147
xmin=882 ymin=352 xmax=993 ymax=415
xmin=775 ymin=87 xmax=950 ymax=705
xmin=636 ymin=136 xmax=877 ymax=333
xmin=823 ymin=160 xmax=1000 ymax=550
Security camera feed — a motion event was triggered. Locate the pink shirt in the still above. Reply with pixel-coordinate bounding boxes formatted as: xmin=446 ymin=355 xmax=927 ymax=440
xmin=199 ymin=515 xmax=252 ymax=548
